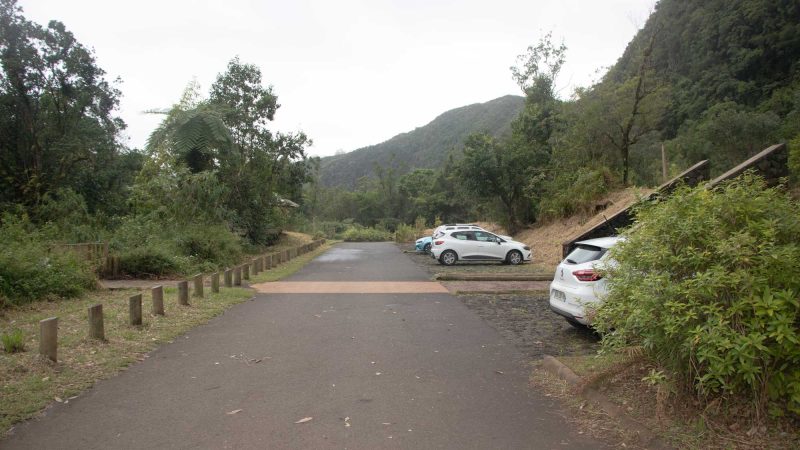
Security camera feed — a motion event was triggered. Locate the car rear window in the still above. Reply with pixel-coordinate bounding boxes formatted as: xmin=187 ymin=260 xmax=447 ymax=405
xmin=565 ymin=244 xmax=607 ymax=264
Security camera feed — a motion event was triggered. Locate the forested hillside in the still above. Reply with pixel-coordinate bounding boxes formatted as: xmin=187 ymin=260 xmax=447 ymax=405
xmin=306 ymin=0 xmax=800 ymax=233
xmin=318 ymin=95 xmax=524 ymax=188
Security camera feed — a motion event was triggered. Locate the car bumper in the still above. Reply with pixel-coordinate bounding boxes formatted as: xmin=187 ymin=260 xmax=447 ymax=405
xmin=548 ymin=282 xmax=602 ymax=325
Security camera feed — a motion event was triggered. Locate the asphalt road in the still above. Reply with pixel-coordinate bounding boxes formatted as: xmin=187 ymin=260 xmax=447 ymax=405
xmin=3 ymin=243 xmax=603 ymax=449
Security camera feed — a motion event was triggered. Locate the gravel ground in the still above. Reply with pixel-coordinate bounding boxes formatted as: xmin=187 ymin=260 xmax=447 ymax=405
xmin=458 ymin=293 xmax=600 ymax=359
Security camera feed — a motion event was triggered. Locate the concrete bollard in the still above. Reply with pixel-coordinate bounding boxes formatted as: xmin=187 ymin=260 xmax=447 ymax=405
xmin=152 ymin=285 xmax=164 ymax=315
xmin=178 ymin=281 xmax=189 ymax=305
xmin=265 ymin=254 xmax=272 ymax=269
xmin=129 ymin=294 xmax=143 ymax=326
xmin=88 ymin=304 xmax=105 ymax=340
xmin=252 ymin=258 xmax=260 ymax=275
xmin=243 ymin=264 xmax=250 ymax=281
xmin=234 ymin=266 xmax=242 ymax=286
xmin=193 ymin=274 xmax=204 ymax=298
xmin=224 ymin=269 xmax=233 ymax=288
xmin=39 ymin=317 xmax=58 ymax=362
xmin=211 ymin=272 xmax=220 ymax=293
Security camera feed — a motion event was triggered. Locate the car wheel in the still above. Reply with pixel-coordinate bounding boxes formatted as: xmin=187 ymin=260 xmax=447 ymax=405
xmin=440 ymin=250 xmax=458 ymax=266
xmin=423 ymin=243 xmax=431 ymax=253
xmin=506 ymin=250 xmax=523 ymax=265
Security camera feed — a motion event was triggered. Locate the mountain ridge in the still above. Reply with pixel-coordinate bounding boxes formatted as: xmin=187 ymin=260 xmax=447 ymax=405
xmin=318 ymin=95 xmax=524 ymax=189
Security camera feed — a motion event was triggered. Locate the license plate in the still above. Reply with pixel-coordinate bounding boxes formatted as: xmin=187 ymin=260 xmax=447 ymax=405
xmin=552 ymin=289 xmax=566 ymax=302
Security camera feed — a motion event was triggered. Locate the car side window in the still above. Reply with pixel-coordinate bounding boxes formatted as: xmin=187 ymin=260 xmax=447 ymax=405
xmin=451 ymin=232 xmax=469 ymax=240
xmin=474 ymin=231 xmax=493 ymax=242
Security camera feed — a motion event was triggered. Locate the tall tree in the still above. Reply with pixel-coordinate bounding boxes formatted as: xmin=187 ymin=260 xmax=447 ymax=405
xmin=0 ymin=0 xmax=127 ymax=212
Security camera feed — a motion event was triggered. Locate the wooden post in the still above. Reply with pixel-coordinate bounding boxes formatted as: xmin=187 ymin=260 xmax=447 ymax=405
xmin=129 ymin=294 xmax=143 ymax=326
xmin=88 ymin=304 xmax=105 ymax=340
xmin=243 ymin=264 xmax=250 ymax=281
xmin=224 ymin=269 xmax=233 ymax=287
xmin=211 ymin=272 xmax=220 ymax=293
xmin=39 ymin=317 xmax=58 ymax=362
xmin=193 ymin=274 xmax=204 ymax=298
xmin=264 ymin=255 xmax=272 ymax=270
xmin=661 ymin=143 xmax=668 ymax=182
xmin=234 ymin=266 xmax=242 ymax=286
xmin=152 ymin=285 xmax=164 ymax=315
xmin=177 ymin=281 xmax=189 ymax=305
xmin=252 ymin=258 xmax=259 ymax=275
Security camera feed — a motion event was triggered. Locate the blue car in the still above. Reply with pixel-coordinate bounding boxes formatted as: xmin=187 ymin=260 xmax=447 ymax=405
xmin=415 ymin=236 xmax=433 ymax=253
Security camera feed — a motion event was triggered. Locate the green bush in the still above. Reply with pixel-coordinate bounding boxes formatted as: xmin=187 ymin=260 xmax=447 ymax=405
xmin=342 ymin=226 xmax=392 ymax=242
xmin=538 ymin=167 xmax=612 ymax=221
xmin=0 ymin=216 xmax=96 ymax=307
xmin=174 ymin=224 xmax=243 ymax=268
xmin=788 ymin=134 xmax=800 ymax=182
xmin=2 ymin=329 xmax=25 ymax=353
xmin=394 ymin=224 xmax=417 ymax=243
xmin=118 ymin=246 xmax=183 ymax=277
xmin=594 ymin=173 xmax=800 ymax=416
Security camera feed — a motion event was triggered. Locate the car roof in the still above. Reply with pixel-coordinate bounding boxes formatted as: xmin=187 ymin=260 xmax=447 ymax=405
xmin=574 ymin=236 xmax=623 ymax=249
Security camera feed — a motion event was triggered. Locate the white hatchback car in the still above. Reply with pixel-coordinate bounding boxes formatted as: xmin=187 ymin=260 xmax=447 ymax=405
xmin=431 ymin=229 xmax=532 ymax=265
xmin=549 ymin=236 xmax=622 ymax=327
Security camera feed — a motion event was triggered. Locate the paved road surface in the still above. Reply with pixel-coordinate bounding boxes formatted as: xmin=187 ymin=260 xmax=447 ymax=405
xmin=4 ymin=243 xmax=603 ymax=449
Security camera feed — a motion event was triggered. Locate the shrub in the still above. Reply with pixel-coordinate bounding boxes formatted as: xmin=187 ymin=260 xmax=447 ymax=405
xmin=788 ymin=133 xmax=800 ymax=182
xmin=2 ymin=329 xmax=25 ymax=353
xmin=538 ymin=167 xmax=612 ymax=221
xmin=342 ymin=226 xmax=392 ymax=242
xmin=118 ymin=246 xmax=183 ymax=278
xmin=594 ymin=173 xmax=800 ymax=416
xmin=173 ymin=224 xmax=243 ymax=268
xmin=0 ymin=216 xmax=96 ymax=307
xmin=394 ymin=224 xmax=416 ymax=243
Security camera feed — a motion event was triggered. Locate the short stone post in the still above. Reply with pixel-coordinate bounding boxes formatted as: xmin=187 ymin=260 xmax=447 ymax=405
xmin=178 ymin=281 xmax=189 ymax=305
xmin=224 ymin=269 xmax=233 ymax=288
xmin=152 ymin=285 xmax=164 ymax=315
xmin=39 ymin=317 xmax=58 ymax=362
xmin=193 ymin=274 xmax=204 ymax=298
xmin=234 ymin=266 xmax=242 ymax=286
xmin=88 ymin=304 xmax=105 ymax=340
xmin=211 ymin=272 xmax=220 ymax=293
xmin=264 ymin=255 xmax=272 ymax=270
xmin=243 ymin=263 xmax=250 ymax=281
xmin=129 ymin=294 xmax=143 ymax=326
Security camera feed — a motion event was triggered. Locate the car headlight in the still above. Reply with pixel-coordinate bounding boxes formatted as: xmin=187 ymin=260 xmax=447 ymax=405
xmin=523 ymin=246 xmax=530 ymax=250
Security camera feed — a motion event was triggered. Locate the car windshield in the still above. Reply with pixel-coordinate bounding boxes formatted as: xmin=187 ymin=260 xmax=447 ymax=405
xmin=565 ymin=244 xmax=607 ymax=264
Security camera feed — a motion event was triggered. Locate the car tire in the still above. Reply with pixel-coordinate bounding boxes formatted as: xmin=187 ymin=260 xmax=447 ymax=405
xmin=423 ymin=243 xmax=431 ymax=253
xmin=440 ymin=250 xmax=458 ymax=266
xmin=506 ymin=250 xmax=523 ymax=265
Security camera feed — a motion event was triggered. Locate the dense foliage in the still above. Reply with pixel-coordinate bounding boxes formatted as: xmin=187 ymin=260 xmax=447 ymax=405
xmin=594 ymin=174 xmax=800 ymax=417
xmin=0 ymin=216 xmax=96 ymax=307
xmin=0 ymin=1 xmax=313 ymax=291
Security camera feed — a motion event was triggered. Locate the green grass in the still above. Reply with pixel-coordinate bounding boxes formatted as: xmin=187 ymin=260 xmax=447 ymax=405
xmin=0 ymin=238 xmax=333 ymax=435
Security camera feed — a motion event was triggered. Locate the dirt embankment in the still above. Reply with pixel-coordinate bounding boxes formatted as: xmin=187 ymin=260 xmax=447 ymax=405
xmin=511 ymin=187 xmax=650 ymax=270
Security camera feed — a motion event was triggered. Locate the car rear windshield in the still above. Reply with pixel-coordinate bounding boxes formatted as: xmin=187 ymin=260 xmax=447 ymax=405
xmin=565 ymin=244 xmax=607 ymax=264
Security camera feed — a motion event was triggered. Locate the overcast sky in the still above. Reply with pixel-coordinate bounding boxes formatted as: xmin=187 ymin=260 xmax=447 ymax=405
xmin=19 ymin=0 xmax=655 ymax=158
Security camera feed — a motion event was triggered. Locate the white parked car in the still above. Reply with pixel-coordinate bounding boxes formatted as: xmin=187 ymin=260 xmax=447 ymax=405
xmin=431 ymin=229 xmax=532 ymax=265
xmin=549 ymin=236 xmax=622 ymax=327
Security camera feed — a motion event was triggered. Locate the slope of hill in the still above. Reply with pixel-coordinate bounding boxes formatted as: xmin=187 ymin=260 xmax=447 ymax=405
xmin=319 ymin=95 xmax=524 ymax=189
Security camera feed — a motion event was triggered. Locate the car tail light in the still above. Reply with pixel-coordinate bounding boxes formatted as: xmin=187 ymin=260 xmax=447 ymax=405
xmin=434 ymin=240 xmax=444 ymax=245
xmin=573 ymin=269 xmax=602 ymax=282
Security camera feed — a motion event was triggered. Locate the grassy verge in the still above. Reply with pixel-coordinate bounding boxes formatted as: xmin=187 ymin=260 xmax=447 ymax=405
xmin=0 ymin=239 xmax=335 ymax=435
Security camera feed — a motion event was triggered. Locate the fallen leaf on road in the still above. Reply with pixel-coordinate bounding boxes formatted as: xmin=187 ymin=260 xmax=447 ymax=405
xmin=495 ymin=370 xmax=504 ymax=375
xmin=344 ymin=417 xmax=351 ymax=427
xmin=375 ymin=372 xmax=382 ymax=376
xmin=226 ymin=409 xmax=243 ymax=415
xmin=54 ymin=397 xmax=63 ymax=403
xmin=382 ymin=423 xmax=391 ymax=425
xmin=295 ymin=417 xmax=313 ymax=424
xmin=314 ymin=315 xmax=321 ymax=318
